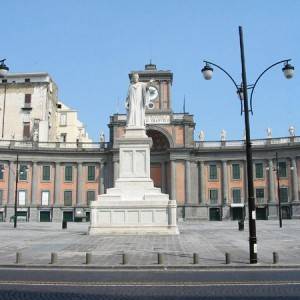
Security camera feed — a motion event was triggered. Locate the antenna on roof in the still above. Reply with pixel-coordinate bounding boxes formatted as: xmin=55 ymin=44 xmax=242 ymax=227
xmin=183 ymin=94 xmax=186 ymax=113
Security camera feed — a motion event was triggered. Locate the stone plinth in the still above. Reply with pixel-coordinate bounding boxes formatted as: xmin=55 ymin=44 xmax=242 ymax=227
xmin=89 ymin=128 xmax=179 ymax=235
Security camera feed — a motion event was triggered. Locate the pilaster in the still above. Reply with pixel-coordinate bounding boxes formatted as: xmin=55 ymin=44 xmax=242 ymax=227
xmin=76 ymin=162 xmax=83 ymax=205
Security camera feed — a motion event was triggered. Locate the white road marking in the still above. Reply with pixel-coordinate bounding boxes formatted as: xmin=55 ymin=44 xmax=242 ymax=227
xmin=0 ymin=280 xmax=299 ymax=287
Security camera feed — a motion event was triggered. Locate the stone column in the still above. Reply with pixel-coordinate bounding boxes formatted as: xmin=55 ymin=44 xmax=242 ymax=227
xmin=185 ymin=160 xmax=191 ymax=204
xmin=161 ymin=161 xmax=166 ymax=193
xmin=98 ymin=162 xmax=105 ymax=195
xmin=8 ymin=160 xmax=15 ymax=205
xmin=76 ymin=162 xmax=83 ymax=205
xmin=31 ymin=162 xmax=38 ymax=205
xmin=268 ymin=159 xmax=275 ymax=202
xmin=198 ymin=161 xmax=205 ymax=204
xmin=170 ymin=160 xmax=176 ymax=200
xmin=291 ymin=158 xmax=299 ymax=202
xmin=54 ymin=162 xmax=61 ymax=205
xmin=221 ymin=161 xmax=228 ymax=205
xmin=113 ymin=161 xmax=119 ymax=185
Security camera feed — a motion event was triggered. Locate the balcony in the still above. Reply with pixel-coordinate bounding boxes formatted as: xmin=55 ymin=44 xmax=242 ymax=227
xmin=21 ymin=103 xmax=32 ymax=111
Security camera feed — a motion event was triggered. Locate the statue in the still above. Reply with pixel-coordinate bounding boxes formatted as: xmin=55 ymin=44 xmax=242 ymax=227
xmin=267 ymin=128 xmax=272 ymax=139
xmin=125 ymin=73 xmax=153 ymax=128
xmin=289 ymin=126 xmax=295 ymax=137
xmin=199 ymin=130 xmax=205 ymax=141
xmin=242 ymin=129 xmax=246 ymax=140
xmin=33 ymin=129 xmax=39 ymax=142
xmin=221 ymin=129 xmax=226 ymax=141
xmin=99 ymin=131 xmax=105 ymax=143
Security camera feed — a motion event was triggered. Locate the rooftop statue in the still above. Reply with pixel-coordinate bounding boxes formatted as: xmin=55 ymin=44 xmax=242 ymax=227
xmin=289 ymin=126 xmax=295 ymax=137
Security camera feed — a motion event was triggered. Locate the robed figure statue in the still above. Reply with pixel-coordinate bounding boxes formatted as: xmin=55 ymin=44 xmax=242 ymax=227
xmin=125 ymin=73 xmax=153 ymax=128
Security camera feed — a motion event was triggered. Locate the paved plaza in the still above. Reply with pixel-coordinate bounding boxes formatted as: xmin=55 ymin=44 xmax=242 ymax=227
xmin=0 ymin=220 xmax=299 ymax=267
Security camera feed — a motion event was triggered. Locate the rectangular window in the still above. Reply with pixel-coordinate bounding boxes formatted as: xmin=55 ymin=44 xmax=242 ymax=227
xmin=255 ymin=163 xmax=264 ymax=179
xmin=0 ymin=190 xmax=3 ymax=205
xmin=87 ymin=190 xmax=96 ymax=205
xmin=209 ymin=189 xmax=218 ymax=204
xmin=87 ymin=165 xmax=95 ymax=181
xmin=42 ymin=165 xmax=51 ymax=181
xmin=209 ymin=164 xmax=218 ymax=180
xmin=23 ymin=122 xmax=30 ymax=139
xmin=65 ymin=165 xmax=73 ymax=181
xmin=64 ymin=191 xmax=72 ymax=206
xmin=18 ymin=190 xmax=26 ymax=206
xmin=232 ymin=189 xmax=241 ymax=203
xmin=24 ymin=94 xmax=31 ymax=104
xmin=256 ymin=188 xmax=265 ymax=203
xmin=232 ymin=164 xmax=240 ymax=180
xmin=41 ymin=191 xmax=50 ymax=206
xmin=0 ymin=164 xmax=4 ymax=180
xmin=19 ymin=165 xmax=28 ymax=181
xmin=279 ymin=187 xmax=288 ymax=203
xmin=60 ymin=113 xmax=67 ymax=126
xmin=60 ymin=133 xmax=67 ymax=143
xmin=278 ymin=162 xmax=287 ymax=178
xmin=24 ymin=78 xmax=30 ymax=83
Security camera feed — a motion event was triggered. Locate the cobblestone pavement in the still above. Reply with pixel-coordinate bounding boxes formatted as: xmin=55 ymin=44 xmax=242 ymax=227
xmin=0 ymin=220 xmax=299 ymax=266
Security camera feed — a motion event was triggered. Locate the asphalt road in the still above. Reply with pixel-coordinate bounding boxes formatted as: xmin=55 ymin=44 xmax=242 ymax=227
xmin=0 ymin=267 xmax=299 ymax=299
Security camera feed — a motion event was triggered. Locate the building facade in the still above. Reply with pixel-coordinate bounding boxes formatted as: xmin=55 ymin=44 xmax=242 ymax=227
xmin=0 ymin=64 xmax=299 ymax=222
xmin=0 ymin=73 xmax=91 ymax=143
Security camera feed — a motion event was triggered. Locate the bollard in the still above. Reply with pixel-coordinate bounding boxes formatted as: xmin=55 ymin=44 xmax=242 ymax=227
xmin=273 ymin=252 xmax=279 ymax=264
xmin=193 ymin=253 xmax=199 ymax=265
xmin=225 ymin=252 xmax=231 ymax=264
xmin=158 ymin=252 xmax=164 ymax=265
xmin=238 ymin=219 xmax=244 ymax=231
xmin=86 ymin=252 xmax=92 ymax=265
xmin=122 ymin=253 xmax=128 ymax=265
xmin=51 ymin=252 xmax=58 ymax=264
xmin=62 ymin=221 xmax=67 ymax=229
xmin=15 ymin=252 xmax=22 ymax=264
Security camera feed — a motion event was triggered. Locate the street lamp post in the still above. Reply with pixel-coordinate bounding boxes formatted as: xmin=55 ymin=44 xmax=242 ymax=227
xmin=0 ymin=59 xmax=9 ymax=139
xmin=201 ymin=26 xmax=294 ymax=264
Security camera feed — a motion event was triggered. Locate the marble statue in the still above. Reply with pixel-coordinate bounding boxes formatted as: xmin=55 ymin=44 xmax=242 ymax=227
xmin=221 ymin=129 xmax=226 ymax=141
xmin=199 ymin=130 xmax=205 ymax=141
xmin=33 ymin=129 xmax=39 ymax=142
xmin=125 ymin=73 xmax=153 ymax=128
xmin=267 ymin=128 xmax=272 ymax=139
xmin=99 ymin=131 xmax=105 ymax=143
xmin=289 ymin=126 xmax=295 ymax=137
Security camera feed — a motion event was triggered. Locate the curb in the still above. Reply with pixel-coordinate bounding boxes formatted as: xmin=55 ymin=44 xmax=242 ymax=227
xmin=1 ymin=263 xmax=300 ymax=271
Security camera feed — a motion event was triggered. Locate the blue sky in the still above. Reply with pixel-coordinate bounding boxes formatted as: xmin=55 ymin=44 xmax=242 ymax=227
xmin=1 ymin=0 xmax=299 ymax=141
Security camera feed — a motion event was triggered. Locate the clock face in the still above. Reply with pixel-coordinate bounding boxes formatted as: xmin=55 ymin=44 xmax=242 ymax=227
xmin=149 ymin=86 xmax=159 ymax=101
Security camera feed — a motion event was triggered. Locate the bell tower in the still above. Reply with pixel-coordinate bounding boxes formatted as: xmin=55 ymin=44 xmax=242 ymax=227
xmin=129 ymin=62 xmax=173 ymax=113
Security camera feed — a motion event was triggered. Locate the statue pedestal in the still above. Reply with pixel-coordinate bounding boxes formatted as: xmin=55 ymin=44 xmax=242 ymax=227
xmin=89 ymin=128 xmax=179 ymax=235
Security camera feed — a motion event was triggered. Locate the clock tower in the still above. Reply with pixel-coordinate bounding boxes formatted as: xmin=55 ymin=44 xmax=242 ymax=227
xmin=129 ymin=62 xmax=173 ymax=113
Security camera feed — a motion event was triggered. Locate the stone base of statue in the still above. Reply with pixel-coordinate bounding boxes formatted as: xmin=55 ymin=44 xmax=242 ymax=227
xmin=89 ymin=127 xmax=179 ymax=235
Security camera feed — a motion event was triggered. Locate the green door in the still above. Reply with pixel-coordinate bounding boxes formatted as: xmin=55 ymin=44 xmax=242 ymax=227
xmin=256 ymin=208 xmax=267 ymax=220
xmin=40 ymin=211 xmax=51 ymax=222
xmin=0 ymin=212 xmax=3 ymax=222
xmin=209 ymin=208 xmax=221 ymax=221
xmin=231 ymin=207 xmax=244 ymax=220
xmin=63 ymin=211 xmax=73 ymax=222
